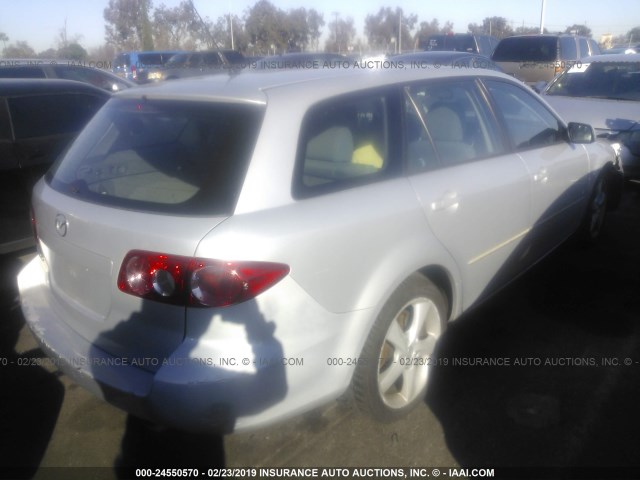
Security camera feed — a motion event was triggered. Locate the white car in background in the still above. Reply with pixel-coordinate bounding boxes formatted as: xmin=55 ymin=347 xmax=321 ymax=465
xmin=19 ymin=66 xmax=619 ymax=432
xmin=542 ymin=53 xmax=640 ymax=182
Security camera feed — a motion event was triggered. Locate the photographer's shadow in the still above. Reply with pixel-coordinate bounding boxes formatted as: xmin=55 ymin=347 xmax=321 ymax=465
xmin=94 ymin=299 xmax=287 ymax=474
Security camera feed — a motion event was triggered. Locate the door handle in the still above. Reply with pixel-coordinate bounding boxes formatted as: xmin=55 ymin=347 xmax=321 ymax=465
xmin=430 ymin=191 xmax=459 ymax=212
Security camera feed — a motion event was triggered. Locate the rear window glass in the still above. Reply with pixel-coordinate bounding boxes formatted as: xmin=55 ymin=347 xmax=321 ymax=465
xmin=492 ymin=36 xmax=558 ymax=62
xmin=295 ymin=90 xmax=396 ymax=197
xmin=48 ymin=98 xmax=264 ymax=215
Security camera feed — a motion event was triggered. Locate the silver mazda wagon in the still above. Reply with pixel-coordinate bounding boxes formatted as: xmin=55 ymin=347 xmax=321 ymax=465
xmin=19 ymin=66 xmax=619 ymax=432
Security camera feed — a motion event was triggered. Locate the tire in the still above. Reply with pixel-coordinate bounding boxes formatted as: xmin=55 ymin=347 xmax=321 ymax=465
xmin=580 ymin=173 xmax=608 ymax=243
xmin=352 ymin=273 xmax=447 ymax=421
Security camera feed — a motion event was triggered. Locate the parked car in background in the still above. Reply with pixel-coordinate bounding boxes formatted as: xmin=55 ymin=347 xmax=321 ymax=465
xmin=602 ymin=46 xmax=637 ymax=55
xmin=419 ymin=33 xmax=499 ymax=57
xmin=19 ymin=66 xmax=618 ymax=433
xmin=145 ymin=50 xmax=247 ymax=81
xmin=0 ymin=61 xmax=135 ymax=92
xmin=542 ymin=54 xmax=640 ymax=181
xmin=392 ymin=51 xmax=503 ymax=71
xmin=0 ymin=79 xmax=110 ymax=253
xmin=113 ymin=51 xmax=182 ymax=83
xmin=492 ymin=34 xmax=601 ymax=86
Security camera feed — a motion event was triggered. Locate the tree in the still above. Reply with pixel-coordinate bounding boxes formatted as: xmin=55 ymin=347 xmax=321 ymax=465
xmin=104 ymin=0 xmax=154 ymax=51
xmin=152 ymin=1 xmax=199 ymax=49
xmin=565 ymin=24 xmax=591 ymax=38
xmin=626 ymin=26 xmax=640 ymax=45
xmin=325 ymin=16 xmax=355 ymax=53
xmin=415 ymin=19 xmax=454 ymax=49
xmin=59 ymin=43 xmax=88 ymax=61
xmin=365 ymin=7 xmax=417 ymax=53
xmin=285 ymin=7 xmax=310 ymax=51
xmin=0 ymin=32 xmax=8 ymax=51
xmin=3 ymin=40 xmax=36 ymax=58
xmin=468 ymin=16 xmax=513 ymax=39
xmin=244 ymin=0 xmax=288 ymax=54
xmin=55 ymin=18 xmax=87 ymax=60
xmin=514 ymin=25 xmax=545 ymax=35
xmin=210 ymin=14 xmax=249 ymax=51
xmin=307 ymin=9 xmax=324 ymax=51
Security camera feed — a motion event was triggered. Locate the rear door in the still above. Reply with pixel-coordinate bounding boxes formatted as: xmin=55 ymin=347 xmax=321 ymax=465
xmin=405 ymin=78 xmax=532 ymax=309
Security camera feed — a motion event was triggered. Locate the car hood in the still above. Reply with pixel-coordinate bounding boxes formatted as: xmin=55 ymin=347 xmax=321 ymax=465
xmin=543 ymin=95 xmax=639 ymax=132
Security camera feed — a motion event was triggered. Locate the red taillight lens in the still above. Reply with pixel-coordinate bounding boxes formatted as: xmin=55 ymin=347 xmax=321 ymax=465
xmin=130 ymin=64 xmax=137 ymax=79
xmin=118 ymin=250 xmax=289 ymax=308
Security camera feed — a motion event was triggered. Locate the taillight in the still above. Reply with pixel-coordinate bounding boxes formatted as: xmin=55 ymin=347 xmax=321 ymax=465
xmin=130 ymin=64 xmax=137 ymax=79
xmin=117 ymin=250 xmax=289 ymax=308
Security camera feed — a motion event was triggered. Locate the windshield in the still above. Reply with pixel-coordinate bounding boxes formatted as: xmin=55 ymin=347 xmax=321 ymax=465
xmin=48 ymin=98 xmax=264 ymax=215
xmin=546 ymin=61 xmax=640 ymax=101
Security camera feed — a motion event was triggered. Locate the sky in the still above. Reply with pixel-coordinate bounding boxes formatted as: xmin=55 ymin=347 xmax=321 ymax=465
xmin=1 ymin=0 xmax=639 ymax=54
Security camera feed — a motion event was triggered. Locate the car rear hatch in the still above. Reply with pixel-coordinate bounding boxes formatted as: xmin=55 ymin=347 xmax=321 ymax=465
xmin=37 ymin=96 xmax=264 ymax=371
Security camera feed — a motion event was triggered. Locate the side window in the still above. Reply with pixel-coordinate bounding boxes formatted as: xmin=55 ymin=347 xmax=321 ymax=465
xmin=588 ymin=39 xmax=601 ymax=56
xmin=297 ymin=92 xmax=391 ymax=195
xmin=202 ymin=53 xmax=221 ymax=67
xmin=8 ymin=93 xmax=106 ymax=139
xmin=578 ymin=38 xmax=589 ymax=58
xmin=404 ymin=80 xmax=504 ymax=171
xmin=0 ymin=67 xmax=46 ymax=79
xmin=485 ymin=80 xmax=564 ymax=151
xmin=559 ymin=37 xmax=578 ymax=60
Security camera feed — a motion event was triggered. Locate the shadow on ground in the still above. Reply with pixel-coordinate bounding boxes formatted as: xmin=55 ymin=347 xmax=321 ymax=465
xmin=427 ymin=183 xmax=640 ymax=468
xmin=0 ymin=252 xmax=65 ymax=479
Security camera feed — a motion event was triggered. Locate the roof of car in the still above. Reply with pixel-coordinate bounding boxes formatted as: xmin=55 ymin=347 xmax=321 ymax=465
xmin=114 ymin=66 xmax=510 ymax=104
xmin=0 ymin=78 xmax=111 ymax=96
xmin=499 ymin=34 xmax=587 ymax=40
xmin=582 ymin=53 xmax=640 ymax=62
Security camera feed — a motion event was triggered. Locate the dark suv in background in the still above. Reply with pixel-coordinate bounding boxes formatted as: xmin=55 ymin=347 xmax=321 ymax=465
xmin=112 ymin=50 xmax=182 ymax=83
xmin=420 ymin=33 xmax=499 ymax=57
xmin=145 ymin=50 xmax=247 ymax=81
xmin=0 ymin=79 xmax=109 ymax=253
xmin=492 ymin=34 xmax=601 ymax=86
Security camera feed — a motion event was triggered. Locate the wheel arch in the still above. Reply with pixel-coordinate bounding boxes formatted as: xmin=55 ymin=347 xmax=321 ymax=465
xmin=417 ymin=264 xmax=455 ymax=321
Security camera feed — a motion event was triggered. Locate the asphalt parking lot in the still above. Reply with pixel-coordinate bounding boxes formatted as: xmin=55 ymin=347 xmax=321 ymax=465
xmin=1 ymin=182 xmax=639 ymax=479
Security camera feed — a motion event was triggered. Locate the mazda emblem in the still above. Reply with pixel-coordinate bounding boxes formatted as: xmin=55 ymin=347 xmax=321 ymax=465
xmin=55 ymin=214 xmax=68 ymax=237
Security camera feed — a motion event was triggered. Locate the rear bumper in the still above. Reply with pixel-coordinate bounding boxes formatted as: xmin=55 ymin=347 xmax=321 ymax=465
xmin=18 ymin=255 xmax=365 ymax=432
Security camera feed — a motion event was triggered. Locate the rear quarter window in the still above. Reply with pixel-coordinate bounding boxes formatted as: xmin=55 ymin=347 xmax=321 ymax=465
xmin=294 ymin=89 xmax=399 ymax=198
xmin=48 ymin=99 xmax=264 ymax=215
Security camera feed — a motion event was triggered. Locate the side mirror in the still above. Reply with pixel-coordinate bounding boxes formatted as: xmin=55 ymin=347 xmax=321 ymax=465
xmin=567 ymin=122 xmax=595 ymax=144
